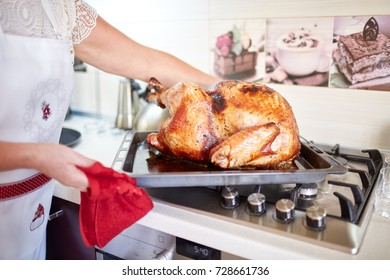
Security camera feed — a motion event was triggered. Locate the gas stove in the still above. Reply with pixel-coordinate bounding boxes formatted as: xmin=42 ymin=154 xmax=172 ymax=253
xmin=110 ymin=131 xmax=384 ymax=256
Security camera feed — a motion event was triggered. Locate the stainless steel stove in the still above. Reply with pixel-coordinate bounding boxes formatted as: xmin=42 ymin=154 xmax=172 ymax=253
xmin=107 ymin=131 xmax=385 ymax=258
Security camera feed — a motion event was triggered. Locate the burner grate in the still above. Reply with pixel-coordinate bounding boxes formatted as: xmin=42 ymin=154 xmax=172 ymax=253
xmin=318 ymin=146 xmax=383 ymax=223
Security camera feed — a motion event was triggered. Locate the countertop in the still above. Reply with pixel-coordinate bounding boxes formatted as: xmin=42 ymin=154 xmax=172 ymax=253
xmin=55 ymin=115 xmax=390 ymax=260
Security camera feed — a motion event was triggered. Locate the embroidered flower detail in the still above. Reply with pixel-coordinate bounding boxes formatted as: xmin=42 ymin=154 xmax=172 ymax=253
xmin=23 ymin=79 xmax=68 ymax=142
xmin=30 ymin=203 xmax=45 ymax=231
xmin=41 ymin=101 xmax=51 ymax=121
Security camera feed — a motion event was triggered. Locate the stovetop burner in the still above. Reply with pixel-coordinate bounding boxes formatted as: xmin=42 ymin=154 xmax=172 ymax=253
xmin=113 ymin=133 xmax=385 ymax=255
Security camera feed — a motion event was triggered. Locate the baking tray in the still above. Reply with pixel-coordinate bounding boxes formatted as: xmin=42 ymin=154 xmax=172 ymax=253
xmin=114 ymin=131 xmax=347 ymax=188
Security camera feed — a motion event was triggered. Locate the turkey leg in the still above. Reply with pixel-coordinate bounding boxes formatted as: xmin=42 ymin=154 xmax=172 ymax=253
xmin=210 ymin=123 xmax=280 ymax=169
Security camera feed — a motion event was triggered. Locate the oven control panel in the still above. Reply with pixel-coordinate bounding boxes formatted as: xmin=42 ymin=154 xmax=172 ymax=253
xmin=96 ymin=223 xmax=176 ymax=260
xmin=95 ymin=223 xmax=243 ymax=260
xmin=176 ymin=237 xmax=221 ymax=260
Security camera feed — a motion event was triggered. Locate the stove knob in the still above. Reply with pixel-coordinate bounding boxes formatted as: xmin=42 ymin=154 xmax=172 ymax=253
xmin=247 ymin=193 xmax=266 ymax=215
xmin=306 ymin=205 xmax=326 ymax=229
xmin=275 ymin=199 xmax=295 ymax=222
xmin=221 ymin=186 xmax=240 ymax=209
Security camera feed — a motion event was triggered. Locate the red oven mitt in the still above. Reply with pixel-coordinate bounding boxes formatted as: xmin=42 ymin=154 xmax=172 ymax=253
xmin=78 ymin=162 xmax=153 ymax=248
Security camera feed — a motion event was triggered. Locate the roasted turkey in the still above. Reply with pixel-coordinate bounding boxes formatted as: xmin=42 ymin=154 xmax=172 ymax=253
xmin=145 ymin=78 xmax=301 ymax=169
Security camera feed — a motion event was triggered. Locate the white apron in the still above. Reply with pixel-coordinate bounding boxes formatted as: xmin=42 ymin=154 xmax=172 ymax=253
xmin=0 ymin=1 xmax=74 ymax=259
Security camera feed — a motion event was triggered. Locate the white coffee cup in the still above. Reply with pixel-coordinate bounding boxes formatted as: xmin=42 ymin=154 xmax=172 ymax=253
xmin=276 ymin=32 xmax=324 ymax=77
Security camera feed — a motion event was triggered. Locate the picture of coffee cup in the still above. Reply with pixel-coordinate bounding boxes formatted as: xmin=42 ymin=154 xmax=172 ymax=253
xmin=275 ymin=30 xmax=324 ymax=76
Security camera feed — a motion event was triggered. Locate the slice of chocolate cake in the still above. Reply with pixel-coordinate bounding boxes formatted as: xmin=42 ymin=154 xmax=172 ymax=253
xmin=334 ymin=32 xmax=390 ymax=84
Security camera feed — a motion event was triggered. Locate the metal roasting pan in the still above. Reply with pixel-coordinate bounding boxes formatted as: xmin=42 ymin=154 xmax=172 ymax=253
xmin=114 ymin=131 xmax=348 ymax=188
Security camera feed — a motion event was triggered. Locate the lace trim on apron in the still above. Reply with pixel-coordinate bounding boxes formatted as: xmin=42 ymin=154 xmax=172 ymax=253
xmin=0 ymin=173 xmax=52 ymax=200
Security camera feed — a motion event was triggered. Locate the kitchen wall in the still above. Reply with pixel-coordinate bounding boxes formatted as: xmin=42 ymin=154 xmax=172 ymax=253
xmin=73 ymin=0 xmax=390 ymax=151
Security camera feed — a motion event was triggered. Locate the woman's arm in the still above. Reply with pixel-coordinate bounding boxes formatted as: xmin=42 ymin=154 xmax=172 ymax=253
xmin=74 ymin=16 xmax=220 ymax=89
xmin=0 ymin=141 xmax=95 ymax=191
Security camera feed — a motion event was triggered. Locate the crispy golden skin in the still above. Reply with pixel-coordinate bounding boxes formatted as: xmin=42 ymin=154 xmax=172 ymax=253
xmin=146 ymin=78 xmax=300 ymax=169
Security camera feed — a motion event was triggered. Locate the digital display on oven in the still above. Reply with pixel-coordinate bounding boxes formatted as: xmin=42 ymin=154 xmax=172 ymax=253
xmin=176 ymin=237 xmax=221 ymax=260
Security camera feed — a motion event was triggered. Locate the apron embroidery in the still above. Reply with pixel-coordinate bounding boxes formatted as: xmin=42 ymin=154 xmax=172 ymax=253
xmin=23 ymin=78 xmax=67 ymax=142
xmin=30 ymin=203 xmax=45 ymax=231
xmin=41 ymin=101 xmax=52 ymax=121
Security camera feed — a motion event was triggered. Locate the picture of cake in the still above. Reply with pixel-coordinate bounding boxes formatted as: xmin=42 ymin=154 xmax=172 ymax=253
xmin=330 ymin=16 xmax=390 ymax=91
xmin=211 ymin=20 xmax=265 ymax=81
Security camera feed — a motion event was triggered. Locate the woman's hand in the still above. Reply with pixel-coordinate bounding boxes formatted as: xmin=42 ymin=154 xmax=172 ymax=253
xmin=32 ymin=143 xmax=96 ymax=192
xmin=0 ymin=142 xmax=95 ymax=192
